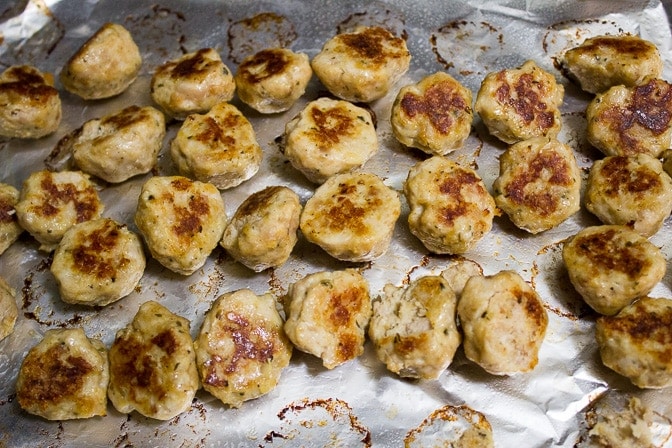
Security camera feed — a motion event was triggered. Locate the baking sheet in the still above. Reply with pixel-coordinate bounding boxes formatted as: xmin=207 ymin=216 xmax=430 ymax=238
xmin=1 ymin=0 xmax=672 ymax=446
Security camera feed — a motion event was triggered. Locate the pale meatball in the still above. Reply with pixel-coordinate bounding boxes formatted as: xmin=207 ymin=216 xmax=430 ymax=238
xmin=561 ymin=34 xmax=663 ymax=94
xmin=16 ymin=328 xmax=109 ymax=420
xmin=151 ymin=48 xmax=235 ymax=120
xmin=311 ymin=26 xmax=411 ymax=103
xmin=475 ymin=60 xmax=564 ymax=144
xmin=585 ymin=154 xmax=672 ymax=237
xmin=0 ymin=275 xmax=18 ymax=342
xmin=457 ymin=270 xmax=548 ymax=375
xmin=404 ymin=156 xmax=496 ymax=254
xmin=284 ymin=269 xmax=371 ymax=369
xmin=300 ymin=172 xmax=401 ymax=262
xmin=15 ymin=170 xmax=104 ymax=252
xmin=60 ymin=23 xmax=142 ymax=100
xmin=369 ymin=275 xmax=461 ymax=380
xmin=596 ymin=297 xmax=672 ymax=388
xmin=220 ymin=186 xmax=301 ymax=272
xmin=108 ymin=301 xmax=199 ymax=420
xmin=391 ymin=71 xmax=473 ymax=156
xmin=404 ymin=405 xmax=494 ymax=448
xmin=50 ymin=218 xmax=146 ymax=306
xmin=135 ymin=176 xmax=226 ymax=275
xmin=440 ymin=259 xmax=483 ymax=297
xmin=0 ymin=183 xmax=23 ymax=255
xmin=284 ymin=97 xmax=378 ymax=183
xmin=194 ymin=289 xmax=292 ymax=408
xmin=171 ymin=102 xmax=262 ymax=190
xmin=0 ymin=65 xmax=61 ymax=139
xmin=235 ymin=48 xmax=312 ymax=114
xmin=586 ymin=78 xmax=672 ymax=158
xmin=493 ymin=137 xmax=581 ymax=234
xmin=70 ymin=105 xmax=166 ymax=183
xmin=563 ymin=225 xmax=666 ymax=316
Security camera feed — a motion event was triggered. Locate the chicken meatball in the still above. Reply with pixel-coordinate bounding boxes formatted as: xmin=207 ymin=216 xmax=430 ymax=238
xmin=561 ymin=34 xmax=663 ymax=94
xmin=391 ymin=71 xmax=473 ymax=156
xmin=284 ymin=97 xmax=378 ymax=183
xmin=0 ymin=65 xmax=61 ymax=139
xmin=16 ymin=328 xmax=109 ymax=420
xmin=475 ymin=60 xmax=564 ymax=144
xmin=14 ymin=170 xmax=104 ymax=252
xmin=493 ymin=136 xmax=581 ymax=234
xmin=0 ymin=183 xmax=23 ymax=255
xmin=108 ymin=301 xmax=199 ymax=420
xmin=596 ymin=297 xmax=672 ymax=388
xmin=404 ymin=156 xmax=496 ymax=254
xmin=235 ymin=47 xmax=312 ymax=114
xmin=195 ymin=289 xmax=292 ymax=408
xmin=284 ymin=269 xmax=371 ymax=369
xmin=457 ymin=270 xmax=548 ymax=375
xmin=134 ymin=176 xmax=227 ymax=275
xmin=151 ymin=48 xmax=235 ymax=120
xmin=171 ymin=102 xmax=262 ymax=190
xmin=60 ymin=23 xmax=142 ymax=100
xmin=586 ymin=78 xmax=672 ymax=158
xmin=0 ymin=275 xmax=17 ymax=342
xmin=584 ymin=154 xmax=672 ymax=237
xmin=50 ymin=218 xmax=146 ymax=306
xmin=369 ymin=275 xmax=461 ymax=380
xmin=311 ymin=26 xmax=411 ymax=103
xmin=220 ymin=186 xmax=301 ymax=272
xmin=69 ymin=105 xmax=166 ymax=183
xmin=300 ymin=172 xmax=401 ymax=262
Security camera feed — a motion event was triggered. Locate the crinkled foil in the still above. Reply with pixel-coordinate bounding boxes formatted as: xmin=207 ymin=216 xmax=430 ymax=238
xmin=1 ymin=1 xmax=672 ymax=446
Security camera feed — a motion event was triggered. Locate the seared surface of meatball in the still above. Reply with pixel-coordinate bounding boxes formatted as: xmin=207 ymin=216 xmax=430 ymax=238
xmin=195 ymin=289 xmax=292 ymax=408
xmin=284 ymin=269 xmax=371 ymax=369
xmin=16 ymin=328 xmax=109 ymax=420
xmin=284 ymin=97 xmax=378 ymax=183
xmin=0 ymin=65 xmax=61 ymax=139
xmin=391 ymin=71 xmax=473 ymax=156
xmin=108 ymin=301 xmax=199 ymax=420
xmin=311 ymin=26 xmax=411 ymax=103
xmin=0 ymin=183 xmax=23 ymax=255
xmin=369 ymin=275 xmax=460 ymax=380
xmin=60 ymin=23 xmax=141 ymax=100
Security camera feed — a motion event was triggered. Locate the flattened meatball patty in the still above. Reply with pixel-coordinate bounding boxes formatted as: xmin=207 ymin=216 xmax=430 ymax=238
xmin=51 ymin=218 xmax=145 ymax=306
xmin=404 ymin=156 xmax=496 ymax=254
xmin=493 ymin=137 xmax=581 ymax=234
xmin=475 ymin=60 xmax=564 ymax=144
xmin=16 ymin=328 xmax=109 ymax=420
xmin=585 ymin=154 xmax=672 ymax=237
xmin=235 ymin=48 xmax=312 ymax=114
xmin=60 ymin=23 xmax=141 ymax=100
xmin=0 ymin=183 xmax=23 ymax=255
xmin=284 ymin=269 xmax=371 ymax=369
xmin=284 ymin=97 xmax=378 ymax=183
xmin=108 ymin=301 xmax=199 ymax=420
xmin=71 ymin=105 xmax=166 ymax=183
xmin=391 ymin=71 xmax=473 ymax=156
xmin=586 ymin=78 xmax=672 ymax=158
xmin=0 ymin=65 xmax=61 ymax=139
xmin=15 ymin=170 xmax=104 ymax=252
xmin=596 ymin=297 xmax=672 ymax=388
xmin=195 ymin=289 xmax=292 ymax=408
xmin=134 ymin=176 xmax=227 ymax=275
xmin=220 ymin=186 xmax=301 ymax=272
xmin=458 ymin=270 xmax=548 ymax=375
xmin=369 ymin=275 xmax=460 ymax=380
xmin=563 ymin=225 xmax=666 ymax=316
xmin=300 ymin=172 xmax=401 ymax=262
xmin=171 ymin=102 xmax=262 ymax=190
xmin=311 ymin=26 xmax=411 ymax=103
xmin=151 ymin=48 xmax=235 ymax=120
xmin=561 ymin=34 xmax=663 ymax=94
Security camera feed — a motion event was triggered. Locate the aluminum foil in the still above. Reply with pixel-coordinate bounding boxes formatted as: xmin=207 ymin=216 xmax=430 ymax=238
xmin=1 ymin=0 xmax=672 ymax=446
